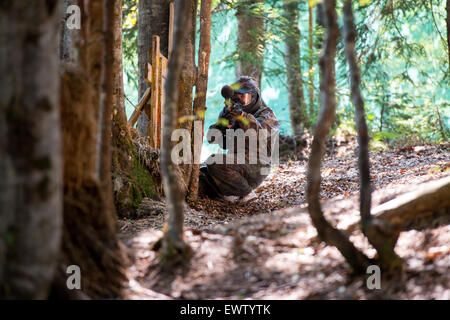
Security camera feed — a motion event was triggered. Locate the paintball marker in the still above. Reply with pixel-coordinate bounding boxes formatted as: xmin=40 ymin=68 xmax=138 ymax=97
xmin=220 ymin=85 xmax=243 ymax=127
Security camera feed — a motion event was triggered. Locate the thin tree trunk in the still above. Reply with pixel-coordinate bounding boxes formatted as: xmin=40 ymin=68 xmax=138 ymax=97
xmin=314 ymin=2 xmax=325 ymax=125
xmin=343 ymin=0 xmax=402 ymax=273
xmin=160 ymin=0 xmax=193 ymax=265
xmin=306 ymin=0 xmax=371 ymax=274
xmin=188 ymin=0 xmax=212 ymax=201
xmin=283 ymin=0 xmax=307 ymax=136
xmin=137 ymin=0 xmax=151 ymax=136
xmin=446 ymin=0 xmax=450 ymax=72
xmin=308 ymin=4 xmax=315 ymax=124
xmin=0 ymin=1 xmax=62 ymax=299
xmin=91 ymin=0 xmax=106 ymax=176
xmin=314 ymin=2 xmax=325 ymax=127
xmin=343 ymin=1 xmax=371 ymax=232
xmin=137 ymin=0 xmax=171 ymax=137
xmin=236 ymin=0 xmax=265 ymax=87
xmin=114 ymin=0 xmax=126 ymax=115
xmin=436 ymin=105 xmax=447 ymax=141
xmin=316 ymin=2 xmax=325 ymax=47
xmin=99 ymin=0 xmax=116 ymax=214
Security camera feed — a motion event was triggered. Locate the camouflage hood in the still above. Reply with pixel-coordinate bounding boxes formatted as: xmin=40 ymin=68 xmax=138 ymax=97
xmin=231 ymin=76 xmax=262 ymax=114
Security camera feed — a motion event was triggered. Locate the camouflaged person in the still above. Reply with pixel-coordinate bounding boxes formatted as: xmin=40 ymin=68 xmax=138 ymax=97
xmin=198 ymin=76 xmax=280 ymax=202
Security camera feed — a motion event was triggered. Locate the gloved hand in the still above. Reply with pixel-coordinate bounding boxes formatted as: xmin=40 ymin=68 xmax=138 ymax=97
xmin=224 ymin=101 xmax=244 ymax=122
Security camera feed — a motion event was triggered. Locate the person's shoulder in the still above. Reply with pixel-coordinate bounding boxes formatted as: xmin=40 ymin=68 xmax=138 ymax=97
xmin=255 ymin=103 xmax=276 ymax=118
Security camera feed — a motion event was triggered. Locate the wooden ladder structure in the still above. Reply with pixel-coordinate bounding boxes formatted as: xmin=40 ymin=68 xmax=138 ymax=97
xmin=128 ymin=3 xmax=174 ymax=149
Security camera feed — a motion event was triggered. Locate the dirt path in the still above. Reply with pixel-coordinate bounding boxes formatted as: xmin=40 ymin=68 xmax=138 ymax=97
xmin=119 ymin=142 xmax=449 ymax=299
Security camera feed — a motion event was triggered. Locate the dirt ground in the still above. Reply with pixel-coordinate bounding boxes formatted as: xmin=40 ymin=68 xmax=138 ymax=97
xmin=119 ymin=140 xmax=449 ymax=299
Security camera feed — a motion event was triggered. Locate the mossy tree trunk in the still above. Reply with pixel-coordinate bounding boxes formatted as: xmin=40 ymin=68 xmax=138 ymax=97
xmin=0 ymin=0 xmax=63 ymax=299
xmin=111 ymin=0 xmax=158 ymax=217
xmin=58 ymin=0 xmax=127 ymax=298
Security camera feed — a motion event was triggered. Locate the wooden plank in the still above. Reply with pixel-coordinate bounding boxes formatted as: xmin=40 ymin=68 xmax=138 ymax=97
xmin=160 ymin=54 xmax=168 ymax=79
xmin=145 ymin=62 xmax=152 ymax=84
xmin=158 ymin=54 xmax=166 ymax=148
xmin=160 ymin=84 xmax=165 ymax=149
xmin=157 ymin=56 xmax=162 ymax=148
xmin=127 ymin=87 xmax=151 ymax=127
xmin=148 ymin=35 xmax=160 ymax=148
xmin=168 ymin=2 xmax=174 ymax=58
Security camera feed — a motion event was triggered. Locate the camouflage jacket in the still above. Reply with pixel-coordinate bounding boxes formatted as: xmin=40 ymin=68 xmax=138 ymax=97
xmin=207 ymin=93 xmax=279 ymax=165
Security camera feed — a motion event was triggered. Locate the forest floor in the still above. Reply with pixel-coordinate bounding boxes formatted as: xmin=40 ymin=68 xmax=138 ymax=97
xmin=119 ymin=136 xmax=450 ymax=300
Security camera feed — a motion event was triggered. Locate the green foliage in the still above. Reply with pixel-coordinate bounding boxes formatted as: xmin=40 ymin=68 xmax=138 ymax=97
xmin=336 ymin=0 xmax=449 ymax=143
xmin=122 ymin=0 xmax=449 ymax=155
xmin=372 ymin=131 xmax=398 ymax=142
xmin=122 ymin=0 xmax=138 ymax=114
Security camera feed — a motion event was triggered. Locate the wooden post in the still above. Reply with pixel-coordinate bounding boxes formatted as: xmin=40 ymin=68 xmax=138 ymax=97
xmin=145 ymin=62 xmax=152 ymax=84
xmin=148 ymin=35 xmax=160 ymax=148
xmin=168 ymin=2 xmax=174 ymax=58
xmin=159 ymin=55 xmax=168 ymax=148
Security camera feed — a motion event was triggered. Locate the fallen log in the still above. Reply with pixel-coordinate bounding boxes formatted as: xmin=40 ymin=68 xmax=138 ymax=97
xmin=347 ymin=175 xmax=450 ymax=233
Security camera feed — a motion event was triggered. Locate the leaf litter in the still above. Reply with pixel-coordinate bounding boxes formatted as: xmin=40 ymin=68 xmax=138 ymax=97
xmin=119 ymin=140 xmax=449 ymax=299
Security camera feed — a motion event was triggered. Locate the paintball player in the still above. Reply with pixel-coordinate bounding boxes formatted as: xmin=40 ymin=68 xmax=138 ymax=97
xmin=198 ymin=76 xmax=279 ymax=202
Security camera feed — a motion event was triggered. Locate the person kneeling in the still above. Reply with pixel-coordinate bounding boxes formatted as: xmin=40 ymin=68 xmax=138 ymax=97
xmin=198 ymin=76 xmax=279 ymax=203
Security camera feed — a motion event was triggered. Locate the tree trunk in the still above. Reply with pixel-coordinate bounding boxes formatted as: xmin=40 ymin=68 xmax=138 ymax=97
xmin=316 ymin=2 xmax=325 ymax=47
xmin=446 ymin=0 xmax=450 ymax=72
xmin=235 ymin=0 xmax=265 ymax=87
xmin=314 ymin=2 xmax=325 ymax=126
xmin=282 ymin=0 xmax=307 ymax=136
xmin=308 ymin=4 xmax=315 ymax=124
xmin=177 ymin=0 xmax=198 ymax=189
xmin=60 ymin=0 xmax=76 ymax=63
xmin=114 ymin=1 xmax=126 ymax=116
xmin=0 ymin=1 xmax=62 ymax=299
xmin=343 ymin=0 xmax=402 ymax=273
xmin=188 ymin=0 xmax=212 ymax=201
xmin=99 ymin=0 xmax=116 ymax=214
xmin=379 ymin=98 xmax=385 ymax=132
xmin=306 ymin=0 xmax=371 ymax=274
xmin=160 ymin=0 xmax=193 ymax=266
xmin=435 ymin=105 xmax=447 ymax=141
xmin=137 ymin=0 xmax=171 ymax=138
xmin=137 ymin=0 xmax=151 ymax=136
xmin=110 ymin=0 xmax=159 ymax=217
xmin=58 ymin=0 xmax=127 ymax=298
